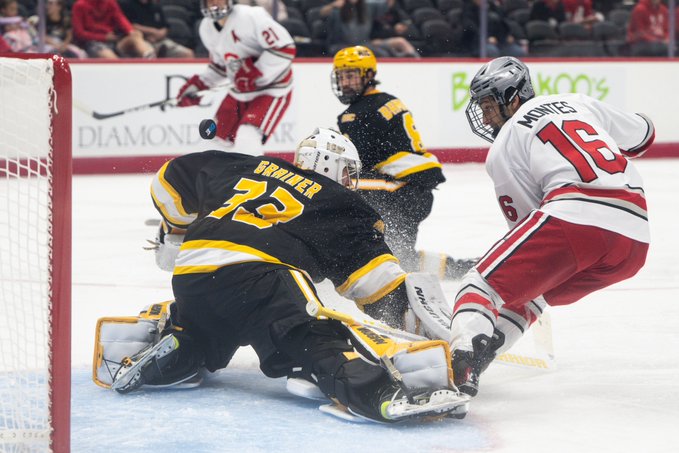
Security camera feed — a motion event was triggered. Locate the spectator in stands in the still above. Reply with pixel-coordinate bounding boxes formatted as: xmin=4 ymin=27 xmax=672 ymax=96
xmin=371 ymin=0 xmax=418 ymax=50
xmin=562 ymin=0 xmax=603 ymax=29
xmin=43 ymin=0 xmax=88 ymax=58
xmin=529 ymin=0 xmax=566 ymax=27
xmin=71 ymin=0 xmax=155 ymax=58
xmin=0 ymin=0 xmax=40 ymax=52
xmin=0 ymin=33 xmax=10 ymax=52
xmin=236 ymin=0 xmax=288 ymax=22
xmin=627 ymin=0 xmax=669 ymax=56
xmin=460 ymin=0 xmax=526 ymax=58
xmin=321 ymin=0 xmax=419 ymax=57
xmin=121 ymin=0 xmax=194 ymax=58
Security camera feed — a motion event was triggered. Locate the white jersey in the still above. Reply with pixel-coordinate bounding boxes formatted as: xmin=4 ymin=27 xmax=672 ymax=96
xmin=487 ymin=93 xmax=654 ymax=243
xmin=198 ymin=5 xmax=295 ymax=102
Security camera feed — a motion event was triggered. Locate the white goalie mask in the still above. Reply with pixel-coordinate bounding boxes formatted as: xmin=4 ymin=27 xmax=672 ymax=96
xmin=294 ymin=128 xmax=361 ymax=190
xmin=200 ymin=0 xmax=233 ymax=20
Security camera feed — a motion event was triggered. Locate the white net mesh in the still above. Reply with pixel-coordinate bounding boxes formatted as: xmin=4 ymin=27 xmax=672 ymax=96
xmin=0 ymin=57 xmax=55 ymax=451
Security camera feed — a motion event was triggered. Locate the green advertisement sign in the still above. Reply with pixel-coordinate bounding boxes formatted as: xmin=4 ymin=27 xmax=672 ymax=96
xmin=452 ymin=71 xmax=611 ymax=111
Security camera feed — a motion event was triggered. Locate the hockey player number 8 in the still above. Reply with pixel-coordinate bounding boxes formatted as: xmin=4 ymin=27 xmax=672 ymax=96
xmin=537 ymin=120 xmax=628 ymax=183
xmin=209 ymin=178 xmax=304 ymax=228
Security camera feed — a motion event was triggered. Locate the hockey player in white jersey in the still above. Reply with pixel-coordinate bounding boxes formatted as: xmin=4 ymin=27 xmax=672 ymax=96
xmin=176 ymin=0 xmax=295 ymax=155
xmin=450 ymin=57 xmax=654 ymax=397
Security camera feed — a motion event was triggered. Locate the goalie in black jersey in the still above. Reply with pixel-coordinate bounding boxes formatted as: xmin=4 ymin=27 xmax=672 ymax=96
xmin=93 ymin=128 xmax=469 ymax=423
xmin=331 ymin=46 xmax=475 ymax=276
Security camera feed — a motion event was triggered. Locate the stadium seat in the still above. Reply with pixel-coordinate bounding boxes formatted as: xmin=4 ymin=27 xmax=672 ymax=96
xmin=446 ymin=8 xmax=462 ymax=26
xmin=502 ymin=0 xmax=529 ymax=14
xmin=608 ymin=9 xmax=631 ymax=30
xmin=162 ymin=5 xmax=193 ymax=23
xmin=403 ymin=0 xmax=435 ymax=13
xmin=592 ymin=20 xmax=626 ymax=56
xmin=420 ymin=19 xmax=462 ymax=56
xmin=412 ymin=7 xmax=446 ymax=27
xmin=559 ymin=22 xmax=591 ymax=41
xmin=160 ymin=0 xmax=198 ymax=11
xmin=305 ymin=6 xmax=324 ymax=26
xmin=167 ymin=17 xmax=195 ymax=48
xmin=525 ymin=20 xmax=560 ymax=57
xmin=280 ymin=17 xmax=311 ymax=38
xmin=286 ymin=6 xmax=304 ymax=21
xmin=435 ymin=0 xmax=462 ymax=13
xmin=299 ymin=0 xmax=327 ymax=12
xmin=508 ymin=7 xmax=531 ymax=26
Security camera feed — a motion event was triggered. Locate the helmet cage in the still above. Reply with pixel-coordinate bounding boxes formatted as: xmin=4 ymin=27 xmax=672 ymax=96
xmin=330 ymin=68 xmax=374 ymax=105
xmin=465 ymin=57 xmax=534 ymax=143
xmin=200 ymin=0 xmax=233 ymax=20
xmin=294 ymin=128 xmax=362 ymax=189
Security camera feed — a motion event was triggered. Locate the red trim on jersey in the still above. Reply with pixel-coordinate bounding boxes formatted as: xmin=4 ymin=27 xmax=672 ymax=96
xmin=542 ymin=186 xmax=647 ymax=212
xmin=273 ymin=45 xmax=296 ymax=57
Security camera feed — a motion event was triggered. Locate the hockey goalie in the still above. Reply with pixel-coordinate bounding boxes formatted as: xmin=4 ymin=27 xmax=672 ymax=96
xmin=93 ymin=299 xmax=469 ymax=423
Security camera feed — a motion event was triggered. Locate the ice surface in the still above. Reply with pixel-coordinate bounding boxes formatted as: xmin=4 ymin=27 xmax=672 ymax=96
xmin=71 ymin=160 xmax=679 ymax=452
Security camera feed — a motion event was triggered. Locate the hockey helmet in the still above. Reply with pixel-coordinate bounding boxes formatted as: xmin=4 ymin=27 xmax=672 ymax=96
xmin=466 ymin=56 xmax=535 ymax=143
xmin=200 ymin=0 xmax=233 ymax=20
xmin=331 ymin=46 xmax=378 ymax=105
xmin=294 ymin=128 xmax=362 ymax=190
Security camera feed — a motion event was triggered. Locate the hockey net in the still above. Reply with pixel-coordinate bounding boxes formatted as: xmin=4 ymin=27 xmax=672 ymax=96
xmin=0 ymin=55 xmax=71 ymax=452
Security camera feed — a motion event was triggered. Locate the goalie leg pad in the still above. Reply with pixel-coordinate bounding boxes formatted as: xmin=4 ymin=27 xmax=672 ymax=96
xmin=404 ymin=272 xmax=453 ymax=342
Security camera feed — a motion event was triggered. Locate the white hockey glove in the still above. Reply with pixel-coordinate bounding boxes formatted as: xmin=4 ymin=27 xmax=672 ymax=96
xmin=144 ymin=221 xmax=185 ymax=272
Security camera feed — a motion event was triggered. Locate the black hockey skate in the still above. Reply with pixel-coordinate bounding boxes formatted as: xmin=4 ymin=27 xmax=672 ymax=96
xmin=111 ymin=334 xmax=199 ymax=394
xmin=452 ymin=331 xmax=505 ymax=397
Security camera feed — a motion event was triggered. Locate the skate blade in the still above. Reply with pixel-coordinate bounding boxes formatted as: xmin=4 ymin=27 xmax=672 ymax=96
xmin=319 ymin=403 xmax=371 ymax=423
xmin=385 ymin=389 xmax=470 ymax=421
xmin=111 ymin=335 xmax=176 ymax=393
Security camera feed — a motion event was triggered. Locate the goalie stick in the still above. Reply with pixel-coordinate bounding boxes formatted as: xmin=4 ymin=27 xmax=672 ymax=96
xmin=82 ymin=83 xmax=232 ymax=120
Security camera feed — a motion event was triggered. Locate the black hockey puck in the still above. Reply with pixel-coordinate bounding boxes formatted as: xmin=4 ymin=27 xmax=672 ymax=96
xmin=199 ymin=119 xmax=217 ymax=140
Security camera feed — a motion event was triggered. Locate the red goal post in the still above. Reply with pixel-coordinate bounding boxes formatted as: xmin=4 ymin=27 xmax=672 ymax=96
xmin=0 ymin=54 xmax=72 ymax=452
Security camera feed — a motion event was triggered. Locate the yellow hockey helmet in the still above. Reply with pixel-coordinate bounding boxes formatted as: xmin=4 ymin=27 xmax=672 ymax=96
xmin=331 ymin=46 xmax=378 ymax=105
xmin=333 ymin=46 xmax=377 ymax=78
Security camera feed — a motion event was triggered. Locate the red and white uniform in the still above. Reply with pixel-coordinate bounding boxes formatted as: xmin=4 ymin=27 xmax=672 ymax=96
xmin=450 ymin=93 xmax=654 ymax=354
xmin=197 ymin=5 xmax=295 ymax=144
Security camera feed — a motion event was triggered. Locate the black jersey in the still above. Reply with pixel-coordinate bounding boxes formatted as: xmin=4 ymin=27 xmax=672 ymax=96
xmin=157 ymin=151 xmax=393 ymax=288
xmin=337 ymin=90 xmax=445 ymax=190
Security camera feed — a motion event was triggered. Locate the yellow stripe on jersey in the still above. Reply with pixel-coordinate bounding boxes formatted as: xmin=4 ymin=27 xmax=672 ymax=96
xmin=150 ymin=161 xmax=195 ymax=228
xmin=288 ymin=269 xmax=322 ymax=306
xmin=337 ymin=254 xmax=406 ymax=306
xmin=356 ymin=179 xmax=407 ymax=192
xmin=374 ymin=152 xmax=442 ymax=180
xmin=173 ymin=239 xmax=286 ymax=275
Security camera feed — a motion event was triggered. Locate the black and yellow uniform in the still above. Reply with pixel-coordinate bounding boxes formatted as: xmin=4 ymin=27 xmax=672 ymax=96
xmin=150 ymin=150 xmax=411 ymax=420
xmin=337 ymin=90 xmax=446 ymax=271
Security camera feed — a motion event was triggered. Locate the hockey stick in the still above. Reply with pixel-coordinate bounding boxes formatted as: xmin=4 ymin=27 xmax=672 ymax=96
xmin=88 ymin=83 xmax=232 ymax=120
xmin=494 ymin=311 xmax=556 ymax=371
xmin=305 ymin=301 xmax=427 ymax=343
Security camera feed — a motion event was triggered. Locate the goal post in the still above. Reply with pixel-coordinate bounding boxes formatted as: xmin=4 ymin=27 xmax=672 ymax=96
xmin=0 ymin=54 xmax=72 ymax=452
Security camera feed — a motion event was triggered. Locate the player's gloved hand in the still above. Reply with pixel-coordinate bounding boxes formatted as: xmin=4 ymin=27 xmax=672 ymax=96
xmin=234 ymin=58 xmax=262 ymax=93
xmin=177 ymin=75 xmax=209 ymax=107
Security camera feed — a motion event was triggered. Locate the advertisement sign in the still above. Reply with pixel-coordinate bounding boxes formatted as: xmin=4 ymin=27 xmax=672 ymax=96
xmin=70 ymin=60 xmax=677 ymax=167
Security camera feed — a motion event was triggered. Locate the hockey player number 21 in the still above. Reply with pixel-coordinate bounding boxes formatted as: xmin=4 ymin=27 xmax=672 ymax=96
xmin=209 ymin=178 xmax=304 ymax=229
xmin=537 ymin=120 xmax=627 ymax=183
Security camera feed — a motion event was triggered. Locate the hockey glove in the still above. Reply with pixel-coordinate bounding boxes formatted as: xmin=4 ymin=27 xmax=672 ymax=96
xmin=177 ymin=75 xmax=209 ymax=107
xmin=234 ymin=58 xmax=262 ymax=93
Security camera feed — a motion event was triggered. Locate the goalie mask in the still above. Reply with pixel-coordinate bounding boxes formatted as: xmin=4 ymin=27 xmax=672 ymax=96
xmin=331 ymin=46 xmax=378 ymax=105
xmin=294 ymin=128 xmax=361 ymax=190
xmin=200 ymin=0 xmax=233 ymax=20
xmin=466 ymin=56 xmax=535 ymax=143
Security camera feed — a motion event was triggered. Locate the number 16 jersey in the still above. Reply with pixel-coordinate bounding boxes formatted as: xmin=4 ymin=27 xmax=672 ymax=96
xmin=487 ymin=93 xmax=654 ymax=243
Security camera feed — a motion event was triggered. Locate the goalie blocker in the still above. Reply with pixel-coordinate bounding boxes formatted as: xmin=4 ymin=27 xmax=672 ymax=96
xmin=93 ymin=300 xmax=469 ymax=423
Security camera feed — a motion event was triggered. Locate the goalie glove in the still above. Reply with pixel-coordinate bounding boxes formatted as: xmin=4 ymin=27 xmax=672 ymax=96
xmin=177 ymin=74 xmax=209 ymax=107
xmin=234 ymin=58 xmax=262 ymax=93
xmin=144 ymin=221 xmax=185 ymax=272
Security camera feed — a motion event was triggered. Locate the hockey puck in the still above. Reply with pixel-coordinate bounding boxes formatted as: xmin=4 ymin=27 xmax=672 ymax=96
xmin=199 ymin=119 xmax=217 ymax=140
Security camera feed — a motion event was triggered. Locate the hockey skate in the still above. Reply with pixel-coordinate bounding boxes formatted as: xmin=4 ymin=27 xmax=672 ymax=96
xmin=111 ymin=334 xmax=200 ymax=394
xmin=452 ymin=332 xmax=504 ymax=397
xmin=378 ymin=385 xmax=471 ymax=421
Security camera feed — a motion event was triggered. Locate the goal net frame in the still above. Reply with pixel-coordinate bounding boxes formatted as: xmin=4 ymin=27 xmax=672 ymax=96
xmin=0 ymin=54 xmax=72 ymax=452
